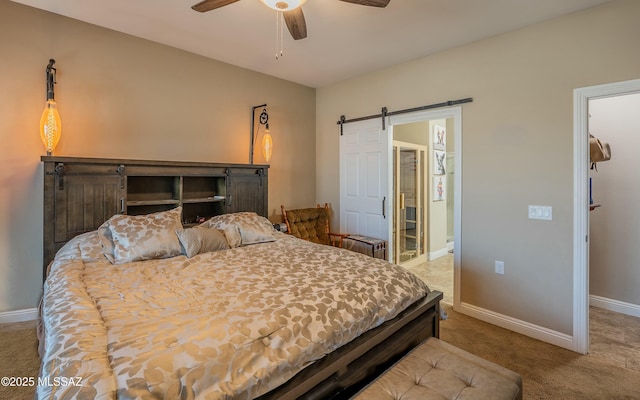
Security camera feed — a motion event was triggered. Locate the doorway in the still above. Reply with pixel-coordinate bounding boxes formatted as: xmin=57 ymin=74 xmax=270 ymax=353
xmin=337 ymin=107 xmax=463 ymax=305
xmin=388 ymin=107 xmax=462 ymax=308
xmin=587 ymin=92 xmax=640 ymax=369
xmin=573 ymin=78 xmax=640 ymax=354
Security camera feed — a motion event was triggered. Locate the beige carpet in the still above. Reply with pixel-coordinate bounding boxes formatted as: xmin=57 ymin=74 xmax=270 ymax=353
xmin=2 ymin=257 xmax=640 ymax=399
xmin=0 ymin=320 xmax=39 ymax=400
xmin=439 ymin=303 xmax=640 ymax=399
xmin=408 ymin=254 xmax=640 ymax=399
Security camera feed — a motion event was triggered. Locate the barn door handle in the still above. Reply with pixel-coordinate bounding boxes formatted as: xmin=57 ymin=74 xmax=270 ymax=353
xmin=382 ymin=196 xmax=386 ymax=219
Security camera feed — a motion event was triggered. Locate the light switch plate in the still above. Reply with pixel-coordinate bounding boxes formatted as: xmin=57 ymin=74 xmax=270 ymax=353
xmin=528 ymin=205 xmax=552 ymax=221
xmin=495 ymin=260 xmax=505 ymax=275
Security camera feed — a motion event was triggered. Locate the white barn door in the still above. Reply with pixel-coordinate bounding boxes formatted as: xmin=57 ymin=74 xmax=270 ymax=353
xmin=340 ymin=119 xmax=390 ymax=245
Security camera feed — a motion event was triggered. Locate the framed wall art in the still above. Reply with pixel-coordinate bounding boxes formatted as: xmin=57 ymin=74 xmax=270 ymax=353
xmin=433 ymin=124 xmax=446 ymax=150
xmin=433 ymin=150 xmax=446 ymax=175
xmin=433 ymin=176 xmax=446 ymax=202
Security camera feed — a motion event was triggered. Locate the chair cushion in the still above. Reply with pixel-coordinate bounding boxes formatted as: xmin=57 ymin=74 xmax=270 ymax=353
xmin=284 ymin=207 xmax=330 ymax=245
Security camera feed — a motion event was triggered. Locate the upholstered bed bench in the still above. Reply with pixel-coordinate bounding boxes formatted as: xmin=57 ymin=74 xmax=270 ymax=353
xmin=353 ymin=337 xmax=522 ymax=400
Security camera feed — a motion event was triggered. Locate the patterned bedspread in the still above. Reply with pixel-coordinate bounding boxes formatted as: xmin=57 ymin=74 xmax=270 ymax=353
xmin=37 ymin=231 xmax=429 ymax=399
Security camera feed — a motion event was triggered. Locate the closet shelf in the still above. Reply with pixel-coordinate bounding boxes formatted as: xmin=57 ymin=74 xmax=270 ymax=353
xmin=182 ymin=197 xmax=225 ymax=204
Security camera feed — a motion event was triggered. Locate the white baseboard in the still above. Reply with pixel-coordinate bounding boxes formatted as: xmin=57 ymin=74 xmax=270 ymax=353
xmin=428 ymin=247 xmax=450 ymax=261
xmin=456 ymin=302 xmax=575 ymax=351
xmin=447 ymin=241 xmax=454 ymax=252
xmin=0 ymin=308 xmax=38 ymax=324
xmin=590 ymin=295 xmax=640 ymax=318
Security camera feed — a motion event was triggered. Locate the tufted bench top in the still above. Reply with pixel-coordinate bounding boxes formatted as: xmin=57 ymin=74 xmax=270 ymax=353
xmin=353 ymin=337 xmax=522 ymax=400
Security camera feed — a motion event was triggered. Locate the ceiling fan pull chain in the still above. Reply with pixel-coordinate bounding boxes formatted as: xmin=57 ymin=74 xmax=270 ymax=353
xmin=275 ymin=11 xmax=278 ymax=59
xmin=280 ymin=11 xmax=284 ymax=58
xmin=275 ymin=11 xmax=285 ymax=60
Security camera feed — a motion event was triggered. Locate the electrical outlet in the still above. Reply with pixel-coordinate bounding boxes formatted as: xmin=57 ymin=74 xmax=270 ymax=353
xmin=495 ymin=260 xmax=505 ymax=275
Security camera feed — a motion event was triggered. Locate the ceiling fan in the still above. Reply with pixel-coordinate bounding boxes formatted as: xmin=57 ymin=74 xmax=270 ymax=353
xmin=191 ymin=0 xmax=391 ymax=40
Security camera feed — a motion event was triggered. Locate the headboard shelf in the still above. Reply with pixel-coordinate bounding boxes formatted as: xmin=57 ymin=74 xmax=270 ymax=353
xmin=42 ymin=156 xmax=268 ymax=279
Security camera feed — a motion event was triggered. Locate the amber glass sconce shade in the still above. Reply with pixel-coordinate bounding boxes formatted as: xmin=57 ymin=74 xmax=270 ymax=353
xmin=40 ymin=59 xmax=61 ymax=156
xmin=262 ymin=124 xmax=273 ymax=162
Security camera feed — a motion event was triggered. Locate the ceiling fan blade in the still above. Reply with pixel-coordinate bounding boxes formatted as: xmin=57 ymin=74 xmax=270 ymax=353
xmin=191 ymin=0 xmax=240 ymax=12
xmin=283 ymin=8 xmax=307 ymax=40
xmin=339 ymin=0 xmax=390 ymax=7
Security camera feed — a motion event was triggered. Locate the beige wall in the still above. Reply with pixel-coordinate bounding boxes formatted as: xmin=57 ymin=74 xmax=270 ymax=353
xmin=317 ymin=0 xmax=640 ymax=335
xmin=0 ymin=1 xmax=316 ymax=312
xmin=393 ymin=121 xmax=429 ymax=146
xmin=589 ymin=93 xmax=640 ymax=307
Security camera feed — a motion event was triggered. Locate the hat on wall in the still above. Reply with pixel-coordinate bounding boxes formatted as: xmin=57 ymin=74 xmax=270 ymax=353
xmin=589 ymin=134 xmax=611 ymax=169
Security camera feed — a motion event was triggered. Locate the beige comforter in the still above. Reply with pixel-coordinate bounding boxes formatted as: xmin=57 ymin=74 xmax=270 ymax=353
xmin=38 ymin=231 xmax=429 ymax=399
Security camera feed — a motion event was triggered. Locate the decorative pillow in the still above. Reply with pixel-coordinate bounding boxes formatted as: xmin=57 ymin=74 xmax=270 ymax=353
xmin=204 ymin=212 xmax=276 ymax=246
xmin=220 ymin=225 xmax=242 ymax=248
xmin=97 ymin=223 xmax=116 ymax=262
xmin=98 ymin=207 xmax=183 ymax=264
xmin=176 ymin=226 xmax=230 ymax=258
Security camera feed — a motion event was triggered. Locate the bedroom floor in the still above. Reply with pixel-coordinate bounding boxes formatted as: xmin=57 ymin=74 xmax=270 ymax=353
xmin=407 ymin=254 xmax=640 ymax=373
xmin=0 ymin=319 xmax=39 ymax=400
xmin=406 ymin=254 xmax=454 ymax=305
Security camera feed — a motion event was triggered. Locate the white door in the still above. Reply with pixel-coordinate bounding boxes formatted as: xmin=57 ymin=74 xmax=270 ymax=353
xmin=340 ymin=119 xmax=390 ymax=246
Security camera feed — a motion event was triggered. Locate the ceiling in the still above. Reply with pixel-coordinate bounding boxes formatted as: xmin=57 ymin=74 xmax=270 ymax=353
xmin=12 ymin=0 xmax=612 ymax=88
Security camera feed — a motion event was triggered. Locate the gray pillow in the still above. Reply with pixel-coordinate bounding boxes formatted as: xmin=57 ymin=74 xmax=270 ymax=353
xmin=176 ymin=226 xmax=230 ymax=258
xmin=98 ymin=207 xmax=183 ymax=264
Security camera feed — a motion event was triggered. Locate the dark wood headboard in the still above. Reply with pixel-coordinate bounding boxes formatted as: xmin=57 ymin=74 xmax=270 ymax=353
xmin=42 ymin=156 xmax=268 ymax=280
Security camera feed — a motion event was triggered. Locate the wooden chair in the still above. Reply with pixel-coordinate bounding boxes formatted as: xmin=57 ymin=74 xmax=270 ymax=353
xmin=281 ymin=203 xmax=349 ymax=247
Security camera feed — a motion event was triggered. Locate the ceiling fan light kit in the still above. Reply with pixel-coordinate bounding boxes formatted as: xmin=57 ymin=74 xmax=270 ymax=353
xmin=260 ymin=0 xmax=307 ymax=11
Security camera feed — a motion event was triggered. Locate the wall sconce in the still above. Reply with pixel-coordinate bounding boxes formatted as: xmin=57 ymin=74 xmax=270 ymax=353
xmin=39 ymin=59 xmax=62 ymax=156
xmin=250 ymin=104 xmax=273 ymax=164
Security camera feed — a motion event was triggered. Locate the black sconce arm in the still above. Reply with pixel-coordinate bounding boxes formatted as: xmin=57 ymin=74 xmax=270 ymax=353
xmin=46 ymin=59 xmax=56 ymax=101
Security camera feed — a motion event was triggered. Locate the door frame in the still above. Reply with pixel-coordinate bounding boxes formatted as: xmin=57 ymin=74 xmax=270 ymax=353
xmin=389 ymin=106 xmax=462 ymax=308
xmin=573 ymin=78 xmax=640 ymax=354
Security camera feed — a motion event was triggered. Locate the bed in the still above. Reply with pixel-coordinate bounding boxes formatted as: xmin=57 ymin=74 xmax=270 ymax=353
xmin=38 ymin=158 xmax=442 ymax=400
